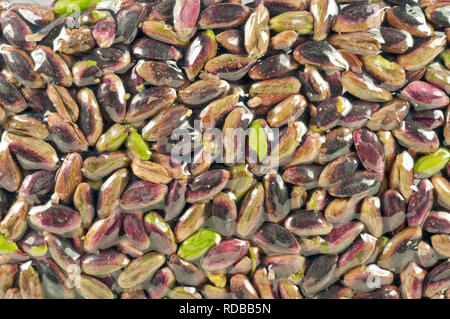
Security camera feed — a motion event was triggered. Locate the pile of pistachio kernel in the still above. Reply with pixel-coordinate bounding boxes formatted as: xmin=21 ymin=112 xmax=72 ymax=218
xmin=0 ymin=0 xmax=449 ymax=299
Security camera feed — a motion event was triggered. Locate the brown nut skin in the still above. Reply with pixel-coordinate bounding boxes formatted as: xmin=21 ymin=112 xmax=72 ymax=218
xmin=145 ymin=267 xmax=175 ymax=299
xmin=83 ymin=211 xmax=123 ymax=253
xmin=144 ymin=211 xmax=177 ymax=255
xmin=178 ymin=75 xmax=230 ymax=107
xmin=0 ymin=199 xmax=28 ymax=241
xmin=0 ymin=141 xmax=23 ymax=192
xmin=381 ymin=189 xmax=407 ymax=234
xmin=252 ymin=223 xmax=301 ymax=255
xmin=46 ymin=84 xmax=79 ymax=122
xmin=393 ymin=120 xmax=440 ymax=154
xmin=97 ymin=73 xmax=127 ymax=123
xmin=431 ymin=175 xmax=450 ymax=211
xmin=126 ymin=86 xmax=177 ymax=123
xmin=399 ymin=261 xmax=427 ymax=299
xmin=136 ymin=60 xmax=187 ymax=89
xmin=117 ymin=252 xmax=165 ymax=289
xmin=327 ymin=32 xmax=381 ymax=56
xmin=53 ymin=153 xmax=83 ymax=204
xmin=342 ymin=71 xmax=393 ymax=103
xmin=132 ymin=38 xmax=182 ymax=61
xmin=73 ymin=182 xmax=95 ymax=229
xmin=301 ymin=254 xmax=338 ymax=297
xmin=342 ymin=264 xmax=394 ymax=293
xmin=0 ymin=264 xmax=18 ymax=297
xmin=131 ymin=159 xmax=172 ymax=185
xmin=423 ymin=260 xmax=450 ymax=298
xmin=293 ymin=41 xmax=348 ymax=72
xmin=200 ymin=88 xmax=239 ymax=131
xmin=283 ymin=131 xmax=322 ymax=168
xmin=423 ymin=211 xmax=450 ymax=234
xmin=168 ymin=254 xmax=206 ymax=287
xmin=174 ymin=202 xmax=211 ymax=243
xmin=397 ymin=35 xmax=447 ymax=71
xmin=332 ymin=3 xmax=384 ymax=33
xmin=216 ymin=30 xmax=245 ymax=55
xmin=269 ymin=30 xmax=299 ymax=52
xmin=407 ymin=179 xmax=433 ymax=227
xmin=44 ymin=232 xmax=81 ymax=272
xmin=184 ymin=31 xmax=218 ymax=81
xmin=198 ymin=3 xmax=250 ymax=29
xmin=82 ymin=150 xmax=131 ymax=181
xmin=298 ymin=64 xmax=330 ymax=102
xmin=336 ymin=233 xmax=378 ymax=277
xmin=0 ymin=10 xmax=36 ymax=51
xmin=318 ymin=152 xmax=359 ymax=190
xmin=236 ymin=182 xmax=265 ymax=239
xmin=210 ymin=192 xmax=237 ymax=237
xmin=267 ymin=94 xmax=307 ymax=128
xmin=285 ymin=210 xmax=332 ymax=237
xmin=249 ymin=54 xmax=299 ymax=81
xmin=0 ymin=45 xmax=44 ymax=88
xmin=352 ymin=285 xmax=400 ymax=299
xmin=385 ymin=5 xmax=433 ymax=38
xmin=97 ymin=168 xmax=130 ymax=219
xmin=46 ymin=112 xmax=88 ymax=153
xmin=3 ymin=132 xmax=59 ymax=171
xmin=1 ymin=114 xmax=49 ymax=140
xmin=19 ymin=262 xmax=44 ymax=299
xmin=380 ymin=27 xmax=414 ymax=54
xmin=389 ymin=152 xmax=415 ymax=202
xmin=31 ymin=45 xmax=73 ymax=87
xmin=431 ymin=234 xmax=450 ymax=258
xmin=311 ymin=0 xmax=338 ymax=41
xmin=377 ymin=226 xmax=422 ymax=273
xmin=0 ymin=76 xmax=27 ymax=113
xmin=366 ymin=98 xmax=410 ymax=132
xmin=80 ymin=249 xmax=130 ymax=277
xmin=54 ymin=26 xmax=96 ymax=55
xmin=77 ymin=88 xmax=103 ymax=147
xmin=120 ymin=180 xmax=168 ymax=212
xmin=186 ymin=169 xmax=230 ymax=204
xmin=230 ymin=274 xmax=259 ymax=299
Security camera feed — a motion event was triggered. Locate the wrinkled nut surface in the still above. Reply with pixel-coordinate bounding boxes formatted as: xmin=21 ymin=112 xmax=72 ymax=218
xmin=0 ymin=0 xmax=448 ymax=300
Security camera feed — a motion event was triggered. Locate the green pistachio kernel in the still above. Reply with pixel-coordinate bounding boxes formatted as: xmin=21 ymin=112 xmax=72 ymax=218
xmin=177 ymin=228 xmax=221 ymax=261
xmin=269 ymin=11 xmax=313 ymax=34
xmin=145 ymin=212 xmax=173 ymax=239
xmin=229 ymin=164 xmax=254 ymax=200
xmin=0 ymin=234 xmax=18 ymax=254
xmin=414 ymin=147 xmax=450 ymax=177
xmin=126 ymin=128 xmax=152 ymax=161
xmin=27 ymin=245 xmax=48 ymax=257
xmin=249 ymin=119 xmax=268 ymax=163
xmin=96 ymin=124 xmax=128 ymax=153
xmin=54 ymin=0 xmax=100 ymax=17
